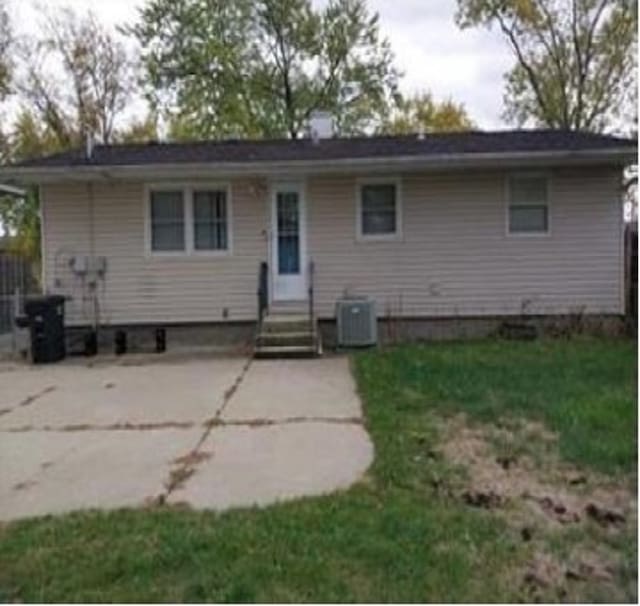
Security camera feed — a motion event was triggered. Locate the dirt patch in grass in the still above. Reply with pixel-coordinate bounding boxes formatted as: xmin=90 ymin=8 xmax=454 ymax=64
xmin=441 ymin=415 xmax=634 ymax=528
xmin=439 ymin=414 xmax=636 ymax=601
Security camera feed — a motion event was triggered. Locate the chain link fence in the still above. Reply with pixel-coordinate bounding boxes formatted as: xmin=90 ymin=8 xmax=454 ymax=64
xmin=0 ymin=253 xmax=39 ymax=353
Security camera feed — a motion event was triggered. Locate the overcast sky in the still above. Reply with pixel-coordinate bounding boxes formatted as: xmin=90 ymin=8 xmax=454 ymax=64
xmin=8 ymin=0 xmax=515 ymax=129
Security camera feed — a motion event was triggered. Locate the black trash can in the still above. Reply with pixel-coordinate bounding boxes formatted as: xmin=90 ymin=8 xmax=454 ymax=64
xmin=21 ymin=295 xmax=66 ymax=364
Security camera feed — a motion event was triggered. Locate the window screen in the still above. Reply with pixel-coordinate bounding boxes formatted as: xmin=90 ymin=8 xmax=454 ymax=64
xmin=150 ymin=190 xmax=185 ymax=251
xmin=508 ymin=177 xmax=549 ymax=233
xmin=193 ymin=190 xmax=228 ymax=251
xmin=360 ymin=184 xmax=397 ymax=236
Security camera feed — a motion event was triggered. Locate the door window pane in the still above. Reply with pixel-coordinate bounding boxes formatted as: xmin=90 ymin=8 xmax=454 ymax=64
xmin=193 ymin=190 xmax=228 ymax=251
xmin=277 ymin=192 xmax=300 ymax=274
xmin=150 ymin=190 xmax=185 ymax=251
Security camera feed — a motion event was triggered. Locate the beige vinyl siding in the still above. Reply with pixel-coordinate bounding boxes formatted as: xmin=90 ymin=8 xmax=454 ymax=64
xmin=42 ymin=179 xmax=267 ymax=325
xmin=41 ymin=165 xmax=623 ymax=326
xmin=308 ymin=167 xmax=623 ymax=317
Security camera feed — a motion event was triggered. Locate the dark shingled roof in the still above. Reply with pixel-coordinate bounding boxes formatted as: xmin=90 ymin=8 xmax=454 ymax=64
xmin=15 ymin=129 xmax=636 ymax=168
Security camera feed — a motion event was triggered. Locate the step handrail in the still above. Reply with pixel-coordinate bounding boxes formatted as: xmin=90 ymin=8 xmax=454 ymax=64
xmin=308 ymin=259 xmax=315 ymax=336
xmin=257 ymin=261 xmax=268 ymax=329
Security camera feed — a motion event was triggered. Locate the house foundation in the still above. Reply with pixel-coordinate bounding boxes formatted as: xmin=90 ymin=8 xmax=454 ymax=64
xmin=61 ymin=314 xmax=627 ymax=357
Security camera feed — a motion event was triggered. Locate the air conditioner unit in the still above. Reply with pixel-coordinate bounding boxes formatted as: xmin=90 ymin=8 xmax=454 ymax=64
xmin=336 ymin=297 xmax=377 ymax=347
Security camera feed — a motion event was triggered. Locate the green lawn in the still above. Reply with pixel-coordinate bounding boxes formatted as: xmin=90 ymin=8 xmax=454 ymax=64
xmin=359 ymin=338 xmax=637 ymax=475
xmin=0 ymin=338 xmax=636 ymax=602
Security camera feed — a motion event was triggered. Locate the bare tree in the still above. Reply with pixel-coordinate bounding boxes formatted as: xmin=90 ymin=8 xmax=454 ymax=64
xmin=18 ymin=7 xmax=134 ymax=146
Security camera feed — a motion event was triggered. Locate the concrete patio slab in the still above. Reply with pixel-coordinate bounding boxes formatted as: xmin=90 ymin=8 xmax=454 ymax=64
xmin=222 ymin=357 xmax=362 ymax=421
xmin=0 ymin=427 xmax=201 ymax=520
xmin=167 ymin=421 xmax=373 ymax=510
xmin=0 ymin=357 xmax=245 ymax=429
xmin=0 ymin=353 xmax=373 ymax=522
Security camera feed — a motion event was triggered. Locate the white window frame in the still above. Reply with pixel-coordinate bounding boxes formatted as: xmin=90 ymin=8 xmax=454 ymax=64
xmin=144 ymin=182 xmax=233 ymax=257
xmin=191 ymin=184 xmax=233 ymax=257
xmin=505 ymin=172 xmax=551 ymax=238
xmin=144 ymin=184 xmax=188 ymax=256
xmin=356 ymin=177 xmax=403 ymax=242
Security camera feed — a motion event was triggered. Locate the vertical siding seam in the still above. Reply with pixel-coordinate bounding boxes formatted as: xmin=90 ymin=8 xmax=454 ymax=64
xmin=38 ymin=183 xmax=46 ymax=290
xmin=88 ymin=182 xmax=96 ymax=258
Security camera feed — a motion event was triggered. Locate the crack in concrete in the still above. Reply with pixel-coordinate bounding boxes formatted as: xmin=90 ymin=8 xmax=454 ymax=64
xmin=18 ymin=386 xmax=56 ymax=407
xmin=155 ymin=356 xmax=254 ymax=505
xmin=206 ymin=415 xmax=363 ymax=428
xmin=0 ymin=386 xmax=57 ymax=421
xmin=2 ymin=421 xmax=196 ymax=433
xmin=0 ymin=415 xmax=361 ymax=434
xmin=12 ymin=480 xmax=37 ymax=492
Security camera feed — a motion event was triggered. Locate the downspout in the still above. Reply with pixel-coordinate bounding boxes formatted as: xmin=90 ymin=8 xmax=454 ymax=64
xmin=87 ymin=180 xmax=99 ymax=335
xmin=84 ymin=132 xmax=101 ymax=339
xmin=38 ymin=184 xmax=46 ymax=291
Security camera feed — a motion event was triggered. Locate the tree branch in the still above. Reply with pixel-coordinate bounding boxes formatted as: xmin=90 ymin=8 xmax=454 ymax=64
xmin=494 ymin=10 xmax=555 ymax=126
xmin=536 ymin=1 xmax=571 ymax=127
xmin=576 ymin=0 xmax=610 ymax=128
xmin=263 ymin=2 xmax=297 ymax=137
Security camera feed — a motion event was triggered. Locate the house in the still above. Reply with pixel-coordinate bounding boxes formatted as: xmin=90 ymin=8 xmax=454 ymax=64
xmin=0 ymin=122 xmax=635 ymax=355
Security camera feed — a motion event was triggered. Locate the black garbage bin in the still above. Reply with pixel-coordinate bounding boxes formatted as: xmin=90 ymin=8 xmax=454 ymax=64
xmin=19 ymin=295 xmax=66 ymax=363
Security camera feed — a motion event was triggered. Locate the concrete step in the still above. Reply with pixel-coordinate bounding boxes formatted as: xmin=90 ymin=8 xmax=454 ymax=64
xmin=261 ymin=314 xmax=312 ymax=333
xmin=270 ymin=297 xmax=308 ymax=307
xmin=254 ymin=344 xmax=319 ymax=359
xmin=255 ymin=311 xmax=322 ymax=358
xmin=269 ymin=304 xmax=309 ymax=315
xmin=256 ymin=331 xmax=317 ymax=347
xmin=263 ymin=313 xmax=308 ymax=323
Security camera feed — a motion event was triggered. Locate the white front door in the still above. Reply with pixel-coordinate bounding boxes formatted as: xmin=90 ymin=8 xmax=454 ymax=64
xmin=271 ymin=183 xmax=307 ymax=301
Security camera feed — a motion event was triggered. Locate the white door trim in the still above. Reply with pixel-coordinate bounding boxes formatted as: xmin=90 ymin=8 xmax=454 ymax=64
xmin=270 ymin=181 xmax=308 ymax=302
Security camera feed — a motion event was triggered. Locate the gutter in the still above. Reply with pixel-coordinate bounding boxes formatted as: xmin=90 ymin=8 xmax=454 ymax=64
xmin=0 ymin=147 xmax=635 ymax=184
xmin=0 ymin=183 xmax=27 ymax=196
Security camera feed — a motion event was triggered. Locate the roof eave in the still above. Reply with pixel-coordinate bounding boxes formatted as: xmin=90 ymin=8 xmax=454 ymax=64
xmin=0 ymin=147 xmax=635 ymax=184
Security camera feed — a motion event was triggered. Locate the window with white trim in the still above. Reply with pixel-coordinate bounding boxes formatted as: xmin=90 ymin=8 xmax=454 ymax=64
xmin=193 ymin=189 xmax=228 ymax=251
xmin=147 ymin=184 xmax=231 ymax=254
xmin=149 ymin=190 xmax=185 ymax=251
xmin=508 ymin=176 xmax=549 ymax=234
xmin=359 ymin=182 xmax=399 ymax=238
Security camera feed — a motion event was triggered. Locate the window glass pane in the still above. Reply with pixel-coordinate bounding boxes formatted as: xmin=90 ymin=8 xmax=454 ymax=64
xmin=152 ymin=224 xmax=185 ymax=251
xmin=362 ymin=210 xmax=396 ymax=234
xmin=150 ymin=190 xmax=184 ymax=251
xmin=510 ymin=177 xmax=547 ymax=205
xmin=509 ymin=205 xmax=548 ymax=233
xmin=361 ymin=184 xmax=396 ymax=235
xmin=193 ymin=190 xmax=228 ymax=251
xmin=277 ymin=192 xmax=300 ymax=274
